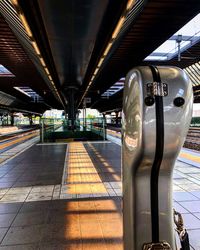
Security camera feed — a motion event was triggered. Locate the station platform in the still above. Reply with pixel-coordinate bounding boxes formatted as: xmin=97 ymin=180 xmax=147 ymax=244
xmin=0 ymin=141 xmax=199 ymax=249
xmin=107 ymin=133 xmax=200 ymax=169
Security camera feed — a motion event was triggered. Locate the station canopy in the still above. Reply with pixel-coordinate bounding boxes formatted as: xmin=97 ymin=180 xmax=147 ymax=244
xmin=0 ymin=0 xmax=200 ymax=115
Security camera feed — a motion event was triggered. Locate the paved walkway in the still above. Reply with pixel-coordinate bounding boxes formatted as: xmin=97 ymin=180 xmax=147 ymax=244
xmin=0 ymin=144 xmax=66 ymax=199
xmin=0 ymin=143 xmax=122 ymax=249
xmin=0 ymin=140 xmax=200 ymax=249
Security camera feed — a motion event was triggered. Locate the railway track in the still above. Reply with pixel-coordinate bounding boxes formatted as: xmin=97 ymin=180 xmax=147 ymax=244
xmin=184 ymin=127 xmax=200 ymax=151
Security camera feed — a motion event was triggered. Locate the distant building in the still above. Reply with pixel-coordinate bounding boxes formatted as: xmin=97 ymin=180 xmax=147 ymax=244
xmin=193 ymin=104 xmax=200 ymax=117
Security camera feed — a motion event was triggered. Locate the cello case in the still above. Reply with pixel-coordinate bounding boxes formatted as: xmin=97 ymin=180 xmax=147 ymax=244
xmin=122 ymin=66 xmax=193 ymax=249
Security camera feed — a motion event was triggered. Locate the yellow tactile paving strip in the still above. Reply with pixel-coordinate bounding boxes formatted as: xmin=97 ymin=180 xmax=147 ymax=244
xmin=180 ymin=152 xmax=200 ymax=164
xmin=62 ymin=198 xmax=123 ymax=250
xmin=60 ymin=142 xmax=123 ymax=249
xmin=0 ymin=131 xmax=38 ymax=151
xmin=63 ymin=142 xmax=108 ymax=197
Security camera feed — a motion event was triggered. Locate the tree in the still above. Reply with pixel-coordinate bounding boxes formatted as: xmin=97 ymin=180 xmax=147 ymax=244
xmin=87 ymin=114 xmax=96 ymax=119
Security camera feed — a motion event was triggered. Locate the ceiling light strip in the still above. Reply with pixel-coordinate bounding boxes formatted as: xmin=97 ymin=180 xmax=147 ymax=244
xmin=0 ymin=2 xmax=39 ymax=54
xmin=10 ymin=0 xmax=64 ymax=108
xmin=0 ymin=8 xmax=21 ymax=36
xmin=0 ymin=1 xmax=29 ymax=38
xmin=126 ymin=0 xmax=136 ymax=10
xmin=78 ymin=0 xmax=135 ymax=107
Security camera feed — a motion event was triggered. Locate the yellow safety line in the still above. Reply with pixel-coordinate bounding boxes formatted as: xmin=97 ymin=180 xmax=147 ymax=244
xmin=0 ymin=132 xmax=38 ymax=151
xmin=179 ymin=152 xmax=200 ymax=163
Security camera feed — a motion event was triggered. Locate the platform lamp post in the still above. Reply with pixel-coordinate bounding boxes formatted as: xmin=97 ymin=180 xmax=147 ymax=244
xmin=41 ymin=117 xmax=44 ymax=143
xmin=66 ymin=86 xmax=78 ymax=131
xmin=0 ymin=114 xmax=2 ymax=126
xmin=102 ymin=113 xmax=107 ymax=140
xmin=28 ymin=115 xmax=33 ymax=126
xmin=10 ymin=113 xmax=14 ymax=126
xmin=115 ymin=111 xmax=119 ymax=125
xmin=3 ymin=114 xmax=6 ymax=126
xmin=6 ymin=113 xmax=9 ymax=126
xmin=177 ymin=34 xmax=182 ymax=62
xmin=83 ymin=98 xmax=86 ymax=131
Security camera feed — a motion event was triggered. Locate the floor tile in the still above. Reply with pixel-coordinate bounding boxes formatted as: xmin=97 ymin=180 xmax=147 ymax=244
xmin=180 ymin=201 xmax=200 ymax=213
xmin=26 ymin=193 xmax=52 ymax=202
xmin=0 ymin=203 xmax=22 ymax=214
xmin=0 ymin=194 xmax=27 ymax=203
xmin=38 ymin=243 xmax=82 ymax=250
xmin=173 ymin=202 xmax=190 ymax=214
xmin=0 ymin=190 xmax=9 ymax=196
xmin=190 ymin=191 xmax=200 ymax=199
xmin=12 ymin=211 xmax=48 ymax=227
xmin=24 ymin=199 xmax=51 ymax=209
xmin=0 ymin=183 xmax=14 ymax=189
xmin=182 ymin=213 xmax=200 ymax=229
xmin=0 ymin=228 xmax=8 ymax=242
xmin=6 ymin=187 xmax=32 ymax=195
xmin=187 ymin=229 xmax=200 ymax=250
xmin=0 ymin=244 xmax=38 ymax=250
xmin=0 ymin=214 xmax=16 ymax=228
xmin=194 ymin=213 xmax=200 ymax=220
xmin=31 ymin=186 xmax=54 ymax=193
xmin=173 ymin=185 xmax=184 ymax=192
xmin=2 ymin=225 xmax=46 ymax=245
xmin=173 ymin=191 xmax=198 ymax=201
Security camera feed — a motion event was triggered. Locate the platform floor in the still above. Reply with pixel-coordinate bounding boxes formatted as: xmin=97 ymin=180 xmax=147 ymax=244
xmin=0 ymin=141 xmax=199 ymax=249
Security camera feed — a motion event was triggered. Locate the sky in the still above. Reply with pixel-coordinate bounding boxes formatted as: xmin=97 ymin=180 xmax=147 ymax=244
xmin=193 ymin=103 xmax=200 ymax=117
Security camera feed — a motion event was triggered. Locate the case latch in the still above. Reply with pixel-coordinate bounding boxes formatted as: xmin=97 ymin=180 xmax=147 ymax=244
xmin=147 ymin=82 xmax=168 ymax=97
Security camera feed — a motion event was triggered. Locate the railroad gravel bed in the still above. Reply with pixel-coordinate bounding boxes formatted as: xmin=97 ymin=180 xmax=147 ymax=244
xmin=184 ymin=127 xmax=200 ymax=151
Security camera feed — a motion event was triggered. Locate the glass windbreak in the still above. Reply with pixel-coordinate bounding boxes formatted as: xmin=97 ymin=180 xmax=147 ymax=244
xmin=40 ymin=118 xmax=107 ymax=143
